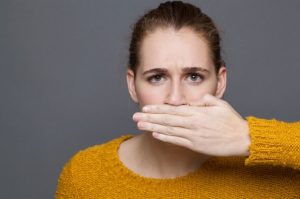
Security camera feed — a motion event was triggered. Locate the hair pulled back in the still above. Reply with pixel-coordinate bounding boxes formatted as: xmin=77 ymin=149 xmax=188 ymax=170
xmin=128 ymin=1 xmax=224 ymax=74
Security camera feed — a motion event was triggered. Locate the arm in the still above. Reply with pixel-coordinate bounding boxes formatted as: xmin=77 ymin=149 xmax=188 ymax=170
xmin=55 ymin=159 xmax=79 ymax=199
xmin=245 ymin=116 xmax=300 ymax=170
xmin=133 ymin=94 xmax=300 ymax=170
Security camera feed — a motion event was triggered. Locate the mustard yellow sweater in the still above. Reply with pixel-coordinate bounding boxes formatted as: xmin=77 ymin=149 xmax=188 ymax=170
xmin=56 ymin=117 xmax=300 ymax=198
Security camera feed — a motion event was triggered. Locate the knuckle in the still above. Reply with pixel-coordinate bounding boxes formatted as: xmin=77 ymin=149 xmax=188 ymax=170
xmin=145 ymin=114 xmax=151 ymax=121
xmin=161 ymin=116 xmax=169 ymax=125
xmin=151 ymin=124 xmax=157 ymax=131
xmin=166 ymin=126 xmax=175 ymax=134
xmin=203 ymin=93 xmax=210 ymax=100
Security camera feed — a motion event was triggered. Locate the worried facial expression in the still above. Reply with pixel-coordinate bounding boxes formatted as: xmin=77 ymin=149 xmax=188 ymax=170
xmin=127 ymin=27 xmax=227 ymax=108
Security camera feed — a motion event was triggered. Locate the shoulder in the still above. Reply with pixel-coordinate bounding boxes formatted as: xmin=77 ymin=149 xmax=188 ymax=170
xmin=66 ymin=134 xmax=134 ymax=170
xmin=58 ymin=134 xmax=134 ymax=181
xmin=56 ymin=135 xmax=134 ymax=197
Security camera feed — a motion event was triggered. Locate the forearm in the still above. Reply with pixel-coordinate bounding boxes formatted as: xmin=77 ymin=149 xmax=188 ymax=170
xmin=245 ymin=116 xmax=300 ymax=170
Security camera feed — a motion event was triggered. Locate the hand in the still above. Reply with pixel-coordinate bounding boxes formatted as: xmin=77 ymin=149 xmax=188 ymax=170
xmin=133 ymin=94 xmax=251 ymax=157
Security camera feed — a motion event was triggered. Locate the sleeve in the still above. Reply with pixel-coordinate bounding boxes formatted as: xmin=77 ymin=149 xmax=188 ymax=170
xmin=245 ymin=116 xmax=300 ymax=170
xmin=55 ymin=158 xmax=79 ymax=199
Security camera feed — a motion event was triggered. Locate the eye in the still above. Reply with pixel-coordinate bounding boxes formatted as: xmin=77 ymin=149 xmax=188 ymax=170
xmin=147 ymin=74 xmax=165 ymax=83
xmin=187 ymin=73 xmax=203 ymax=83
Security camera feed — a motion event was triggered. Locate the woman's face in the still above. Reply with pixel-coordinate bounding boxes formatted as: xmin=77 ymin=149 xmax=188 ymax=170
xmin=127 ymin=27 xmax=227 ymax=108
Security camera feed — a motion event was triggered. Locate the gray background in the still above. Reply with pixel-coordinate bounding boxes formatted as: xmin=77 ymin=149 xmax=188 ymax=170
xmin=1 ymin=0 xmax=299 ymax=198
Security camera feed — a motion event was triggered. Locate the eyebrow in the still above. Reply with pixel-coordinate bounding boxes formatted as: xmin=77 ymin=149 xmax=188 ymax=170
xmin=142 ymin=67 xmax=210 ymax=75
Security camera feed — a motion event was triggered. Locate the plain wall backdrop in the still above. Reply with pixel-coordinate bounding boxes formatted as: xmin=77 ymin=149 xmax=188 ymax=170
xmin=1 ymin=0 xmax=299 ymax=198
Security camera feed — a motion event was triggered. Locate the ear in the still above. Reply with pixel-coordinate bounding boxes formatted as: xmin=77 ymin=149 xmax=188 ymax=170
xmin=215 ymin=66 xmax=227 ymax=99
xmin=126 ymin=69 xmax=139 ymax=103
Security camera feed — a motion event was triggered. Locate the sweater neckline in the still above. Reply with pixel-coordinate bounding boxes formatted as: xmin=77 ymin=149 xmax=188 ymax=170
xmin=104 ymin=134 xmax=216 ymax=188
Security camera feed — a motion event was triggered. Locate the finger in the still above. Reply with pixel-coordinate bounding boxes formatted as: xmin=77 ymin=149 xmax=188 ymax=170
xmin=152 ymin=132 xmax=192 ymax=149
xmin=142 ymin=104 xmax=196 ymax=116
xmin=137 ymin=121 xmax=190 ymax=138
xmin=133 ymin=113 xmax=191 ymax=128
xmin=191 ymin=93 xmax=224 ymax=107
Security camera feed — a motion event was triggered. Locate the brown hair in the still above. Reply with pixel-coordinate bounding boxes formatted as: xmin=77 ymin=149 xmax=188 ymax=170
xmin=128 ymin=1 xmax=224 ymax=75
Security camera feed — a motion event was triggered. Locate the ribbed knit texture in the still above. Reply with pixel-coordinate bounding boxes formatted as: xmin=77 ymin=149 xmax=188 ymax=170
xmin=56 ymin=117 xmax=300 ymax=198
xmin=245 ymin=116 xmax=300 ymax=169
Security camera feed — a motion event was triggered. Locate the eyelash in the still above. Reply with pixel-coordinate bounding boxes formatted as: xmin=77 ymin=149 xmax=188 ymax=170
xmin=147 ymin=73 xmax=204 ymax=84
xmin=147 ymin=74 xmax=165 ymax=83
xmin=187 ymin=73 xmax=204 ymax=82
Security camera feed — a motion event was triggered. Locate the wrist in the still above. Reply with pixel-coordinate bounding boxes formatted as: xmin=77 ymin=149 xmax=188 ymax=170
xmin=241 ymin=119 xmax=251 ymax=156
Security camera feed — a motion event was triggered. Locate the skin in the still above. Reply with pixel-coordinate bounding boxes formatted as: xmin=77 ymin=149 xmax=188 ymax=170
xmin=121 ymin=27 xmax=250 ymax=178
xmin=134 ymin=94 xmax=250 ymax=157
xmin=128 ymin=27 xmax=226 ymax=107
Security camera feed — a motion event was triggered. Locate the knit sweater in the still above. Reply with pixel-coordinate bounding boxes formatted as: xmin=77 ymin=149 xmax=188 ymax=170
xmin=56 ymin=117 xmax=300 ymax=198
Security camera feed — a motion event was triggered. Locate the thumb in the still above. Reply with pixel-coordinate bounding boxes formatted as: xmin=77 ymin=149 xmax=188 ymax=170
xmin=191 ymin=93 xmax=223 ymax=107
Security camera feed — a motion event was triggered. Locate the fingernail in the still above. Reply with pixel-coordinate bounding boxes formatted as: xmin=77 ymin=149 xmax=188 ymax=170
xmin=132 ymin=113 xmax=138 ymax=121
xmin=133 ymin=113 xmax=142 ymax=121
xmin=142 ymin=106 xmax=150 ymax=112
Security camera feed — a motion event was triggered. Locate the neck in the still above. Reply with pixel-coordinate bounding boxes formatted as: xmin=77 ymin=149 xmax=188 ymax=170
xmin=135 ymin=132 xmax=209 ymax=178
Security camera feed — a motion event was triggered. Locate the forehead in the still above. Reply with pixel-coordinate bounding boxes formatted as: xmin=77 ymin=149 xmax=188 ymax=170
xmin=138 ymin=27 xmax=214 ymax=72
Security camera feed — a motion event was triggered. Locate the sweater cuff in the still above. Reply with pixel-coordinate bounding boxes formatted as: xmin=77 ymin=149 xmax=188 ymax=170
xmin=245 ymin=116 xmax=298 ymax=168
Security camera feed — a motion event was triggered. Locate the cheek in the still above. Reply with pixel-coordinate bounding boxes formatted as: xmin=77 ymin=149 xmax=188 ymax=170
xmin=135 ymin=84 xmax=166 ymax=107
xmin=186 ymin=81 xmax=218 ymax=103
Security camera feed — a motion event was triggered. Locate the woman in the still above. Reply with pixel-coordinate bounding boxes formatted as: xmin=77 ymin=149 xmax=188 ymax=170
xmin=56 ymin=1 xmax=300 ymax=198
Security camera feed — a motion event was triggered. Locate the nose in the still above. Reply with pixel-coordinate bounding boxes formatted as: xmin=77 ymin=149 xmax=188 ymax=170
xmin=164 ymin=80 xmax=187 ymax=106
